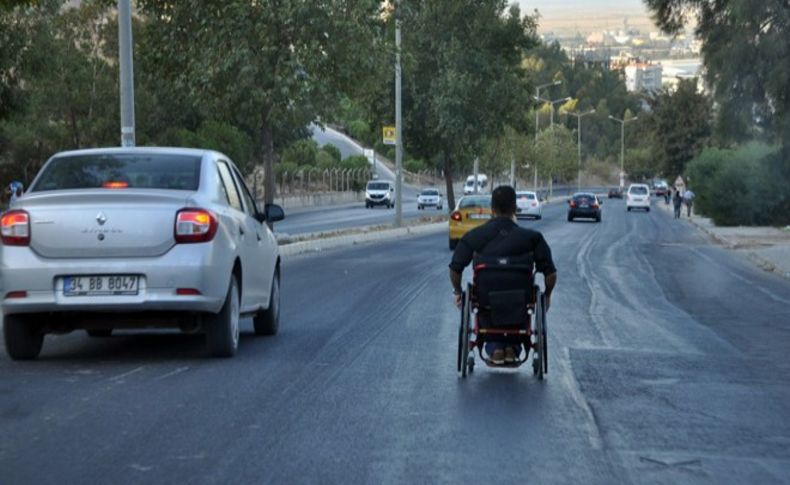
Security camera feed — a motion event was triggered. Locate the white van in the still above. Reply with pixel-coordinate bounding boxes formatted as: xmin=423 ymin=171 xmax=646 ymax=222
xmin=626 ymin=183 xmax=651 ymax=211
xmin=365 ymin=180 xmax=394 ymax=208
xmin=463 ymin=174 xmax=488 ymax=195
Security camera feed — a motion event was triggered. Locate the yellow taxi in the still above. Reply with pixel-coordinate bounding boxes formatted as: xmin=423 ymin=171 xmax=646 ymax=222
xmin=449 ymin=195 xmax=492 ymax=250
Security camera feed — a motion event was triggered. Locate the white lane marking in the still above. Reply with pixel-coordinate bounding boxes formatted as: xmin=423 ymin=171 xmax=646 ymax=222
xmin=155 ymin=366 xmax=190 ymax=381
xmin=109 ymin=366 xmax=145 ymax=382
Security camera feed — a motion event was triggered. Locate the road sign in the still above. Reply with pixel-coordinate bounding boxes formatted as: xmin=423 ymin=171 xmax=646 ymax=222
xmin=382 ymin=125 xmax=396 ymax=146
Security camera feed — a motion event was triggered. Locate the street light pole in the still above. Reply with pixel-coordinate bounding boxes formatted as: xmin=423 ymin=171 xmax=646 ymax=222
xmin=566 ymin=109 xmax=595 ymax=192
xmin=394 ymin=0 xmax=403 ymax=227
xmin=118 ymin=0 xmax=135 ymax=147
xmin=608 ymin=114 xmax=638 ymax=189
xmin=533 ymin=80 xmax=561 ymax=192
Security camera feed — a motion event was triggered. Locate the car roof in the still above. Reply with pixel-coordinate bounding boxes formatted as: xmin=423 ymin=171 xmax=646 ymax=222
xmin=516 ymin=190 xmax=536 ymax=194
xmin=50 ymin=146 xmax=217 ymax=159
xmin=572 ymin=192 xmax=596 ymax=197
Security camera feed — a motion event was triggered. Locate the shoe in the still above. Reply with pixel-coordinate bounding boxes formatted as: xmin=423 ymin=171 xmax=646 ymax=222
xmin=491 ymin=349 xmax=505 ymax=365
xmin=504 ymin=347 xmax=517 ymax=364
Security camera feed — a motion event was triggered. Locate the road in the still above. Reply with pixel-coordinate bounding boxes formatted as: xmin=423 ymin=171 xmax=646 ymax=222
xmin=3 ymin=199 xmax=790 ymax=484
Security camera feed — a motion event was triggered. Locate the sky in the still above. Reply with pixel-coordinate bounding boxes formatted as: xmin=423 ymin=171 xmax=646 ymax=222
xmin=515 ymin=0 xmax=656 ymax=33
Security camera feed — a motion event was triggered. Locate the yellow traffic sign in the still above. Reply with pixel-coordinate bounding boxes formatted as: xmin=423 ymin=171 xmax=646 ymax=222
xmin=382 ymin=125 xmax=396 ymax=146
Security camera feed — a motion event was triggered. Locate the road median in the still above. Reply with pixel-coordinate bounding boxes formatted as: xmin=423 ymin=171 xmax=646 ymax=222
xmin=277 ymin=215 xmax=447 ymax=257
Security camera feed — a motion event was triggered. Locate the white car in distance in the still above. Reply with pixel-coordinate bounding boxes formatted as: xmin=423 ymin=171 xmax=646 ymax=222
xmin=516 ymin=191 xmax=542 ymax=219
xmin=417 ymin=188 xmax=443 ymax=210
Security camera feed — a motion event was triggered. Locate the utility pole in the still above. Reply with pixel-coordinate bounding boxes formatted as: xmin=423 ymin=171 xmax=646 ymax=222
xmin=118 ymin=0 xmax=135 ymax=147
xmin=609 ymin=114 xmax=638 ymax=189
xmin=566 ymin=109 xmax=595 ymax=192
xmin=473 ymin=157 xmax=479 ymax=194
xmin=394 ymin=0 xmax=403 ymax=227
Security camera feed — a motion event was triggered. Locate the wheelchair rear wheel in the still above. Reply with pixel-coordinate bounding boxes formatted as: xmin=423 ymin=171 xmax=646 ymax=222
xmin=459 ymin=286 xmax=472 ymax=378
xmin=533 ymin=291 xmax=546 ymax=380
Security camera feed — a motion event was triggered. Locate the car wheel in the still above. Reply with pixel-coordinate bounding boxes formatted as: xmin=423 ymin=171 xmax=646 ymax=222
xmin=437 ymin=206 xmax=442 ymax=210
xmin=627 ymin=207 xmax=631 ymax=212
xmin=4 ymin=314 xmax=44 ymax=360
xmin=596 ymin=215 xmax=601 ymax=223
xmin=646 ymin=207 xmax=650 ymax=212
xmin=205 ymin=275 xmax=240 ymax=357
xmin=253 ymin=270 xmax=280 ymax=336
xmin=536 ymin=214 xmax=542 ymax=220
xmin=86 ymin=329 xmax=112 ymax=338
xmin=567 ymin=215 xmax=573 ymax=222
xmin=449 ymin=238 xmax=458 ymax=250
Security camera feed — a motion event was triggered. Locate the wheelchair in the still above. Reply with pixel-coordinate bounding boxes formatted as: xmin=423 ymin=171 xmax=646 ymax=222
xmin=456 ymin=254 xmax=548 ymax=379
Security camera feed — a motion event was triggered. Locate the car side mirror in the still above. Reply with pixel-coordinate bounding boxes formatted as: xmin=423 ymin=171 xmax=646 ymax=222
xmin=264 ymin=203 xmax=285 ymax=223
xmin=390 ymin=187 xmax=394 ymax=192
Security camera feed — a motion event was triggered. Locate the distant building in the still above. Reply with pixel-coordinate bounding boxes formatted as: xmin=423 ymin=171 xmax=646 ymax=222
xmin=624 ymin=63 xmax=663 ymax=93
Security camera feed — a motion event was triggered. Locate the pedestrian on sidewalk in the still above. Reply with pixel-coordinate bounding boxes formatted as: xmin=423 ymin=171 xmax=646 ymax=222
xmin=683 ymin=189 xmax=695 ymax=217
xmin=672 ymin=189 xmax=682 ymax=219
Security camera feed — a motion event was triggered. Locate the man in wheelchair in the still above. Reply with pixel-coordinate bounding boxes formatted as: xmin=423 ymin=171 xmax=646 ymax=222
xmin=449 ymin=185 xmax=557 ymax=365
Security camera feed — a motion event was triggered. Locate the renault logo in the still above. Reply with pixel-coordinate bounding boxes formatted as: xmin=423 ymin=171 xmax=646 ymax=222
xmin=96 ymin=212 xmax=108 ymax=226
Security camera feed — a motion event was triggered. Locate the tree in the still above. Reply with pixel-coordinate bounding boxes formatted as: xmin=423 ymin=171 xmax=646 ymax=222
xmin=528 ymin=125 xmax=577 ymax=184
xmin=138 ymin=0 xmax=382 ymax=205
xmin=399 ymin=1 xmax=539 ymax=209
xmin=645 ymin=0 xmax=790 ymax=153
xmin=648 ymin=79 xmax=711 ymax=177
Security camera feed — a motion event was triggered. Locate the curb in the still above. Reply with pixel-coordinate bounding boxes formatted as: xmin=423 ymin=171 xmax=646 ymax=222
xmin=279 ymin=221 xmax=447 ymax=257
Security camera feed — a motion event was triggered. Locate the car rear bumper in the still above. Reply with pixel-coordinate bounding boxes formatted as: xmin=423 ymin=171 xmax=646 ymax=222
xmin=1 ymin=245 xmax=228 ymax=316
xmin=569 ymin=209 xmax=600 ymax=218
xmin=627 ymin=199 xmax=650 ymax=208
xmin=516 ymin=206 xmax=541 ymax=217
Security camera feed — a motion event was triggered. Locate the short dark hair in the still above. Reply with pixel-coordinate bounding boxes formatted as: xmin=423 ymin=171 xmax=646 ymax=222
xmin=491 ymin=185 xmax=516 ymax=215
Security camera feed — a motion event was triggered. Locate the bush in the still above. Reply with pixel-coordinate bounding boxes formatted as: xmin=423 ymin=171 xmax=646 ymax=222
xmin=404 ymin=158 xmax=427 ymax=173
xmin=340 ymin=154 xmax=370 ymax=170
xmin=316 ymin=150 xmax=339 ymax=170
xmin=281 ymin=139 xmax=319 ymax=167
xmin=320 ymin=144 xmax=342 ymax=163
xmin=686 ymin=143 xmax=788 ymax=226
xmin=274 ymin=161 xmax=299 ymax=176
xmin=347 ymin=119 xmax=371 ymax=143
xmin=158 ymin=121 xmax=255 ymax=172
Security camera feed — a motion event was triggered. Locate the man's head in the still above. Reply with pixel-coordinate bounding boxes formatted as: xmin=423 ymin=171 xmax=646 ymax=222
xmin=491 ymin=185 xmax=516 ymax=217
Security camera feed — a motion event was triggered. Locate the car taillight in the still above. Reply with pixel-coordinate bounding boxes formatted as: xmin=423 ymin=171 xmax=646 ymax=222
xmin=175 ymin=208 xmax=218 ymax=243
xmin=1 ymin=210 xmax=30 ymax=246
xmin=102 ymin=181 xmax=129 ymax=189
xmin=569 ymin=201 xmax=576 ymax=208
xmin=593 ymin=203 xmax=599 ymax=208
xmin=451 ymin=211 xmax=462 ymax=222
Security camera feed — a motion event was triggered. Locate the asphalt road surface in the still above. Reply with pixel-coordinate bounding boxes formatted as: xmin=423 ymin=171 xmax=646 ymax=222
xmin=3 ymin=199 xmax=789 ymax=484
xmin=276 ymin=200 xmax=440 ymax=235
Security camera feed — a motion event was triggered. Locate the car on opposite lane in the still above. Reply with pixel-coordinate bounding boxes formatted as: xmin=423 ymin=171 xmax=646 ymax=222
xmin=417 ymin=188 xmax=443 ymax=210
xmin=448 ymin=195 xmax=492 ymax=250
xmin=626 ymin=183 xmax=651 ymax=212
xmin=365 ymin=180 xmax=394 ymax=208
xmin=516 ymin=190 xmax=542 ymax=219
xmin=567 ymin=192 xmax=602 ymax=222
xmin=1 ymin=147 xmax=284 ymax=360
xmin=608 ymin=187 xmax=623 ymax=199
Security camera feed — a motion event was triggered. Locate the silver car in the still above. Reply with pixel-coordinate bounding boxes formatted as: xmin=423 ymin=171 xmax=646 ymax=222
xmin=1 ymin=147 xmax=284 ymax=359
xmin=516 ymin=191 xmax=542 ymax=219
xmin=417 ymin=188 xmax=443 ymax=210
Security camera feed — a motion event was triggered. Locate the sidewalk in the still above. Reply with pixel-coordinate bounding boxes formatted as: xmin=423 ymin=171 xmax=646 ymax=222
xmin=658 ymin=202 xmax=790 ymax=280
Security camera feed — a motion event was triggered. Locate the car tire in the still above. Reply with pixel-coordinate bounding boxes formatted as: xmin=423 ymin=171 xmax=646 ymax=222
xmin=596 ymin=215 xmax=601 ymax=223
xmin=567 ymin=215 xmax=573 ymax=222
xmin=627 ymin=207 xmax=631 ymax=212
xmin=437 ymin=206 xmax=442 ymax=211
xmin=536 ymin=214 xmax=542 ymax=220
xmin=86 ymin=329 xmax=112 ymax=338
xmin=646 ymin=207 xmax=650 ymax=212
xmin=449 ymin=238 xmax=458 ymax=250
xmin=205 ymin=275 xmax=240 ymax=357
xmin=253 ymin=270 xmax=280 ymax=336
xmin=4 ymin=314 xmax=44 ymax=360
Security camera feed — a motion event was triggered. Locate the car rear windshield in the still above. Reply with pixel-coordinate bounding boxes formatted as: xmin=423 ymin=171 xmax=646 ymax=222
xmin=459 ymin=196 xmax=491 ymax=209
xmin=573 ymin=194 xmax=595 ymax=201
xmin=421 ymin=190 xmax=439 ymax=196
xmin=629 ymin=186 xmax=648 ymax=195
xmin=367 ymin=182 xmax=390 ymax=190
xmin=31 ymin=153 xmax=202 ymax=192
xmin=518 ymin=192 xmax=536 ymax=200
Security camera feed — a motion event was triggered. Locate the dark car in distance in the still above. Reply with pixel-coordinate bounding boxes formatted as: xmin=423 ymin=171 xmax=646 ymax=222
xmin=568 ymin=192 xmax=602 ymax=222
xmin=608 ymin=187 xmax=623 ymax=199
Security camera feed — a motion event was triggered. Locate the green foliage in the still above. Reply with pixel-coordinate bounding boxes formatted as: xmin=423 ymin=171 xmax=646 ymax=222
xmin=647 ymin=79 xmax=711 ymax=178
xmin=404 ymin=158 xmax=427 ymax=173
xmin=281 ymin=139 xmax=319 ymax=168
xmin=528 ymin=125 xmax=577 ymax=182
xmin=340 ymin=155 xmax=369 ymax=171
xmin=274 ymin=161 xmax=299 ymax=177
xmin=316 ymin=150 xmax=339 ymax=170
xmin=686 ymin=143 xmax=788 ymax=226
xmin=347 ymin=120 xmax=371 ymax=144
xmin=645 ymin=0 xmax=790 ymax=150
xmin=321 ymin=144 xmax=342 ymax=163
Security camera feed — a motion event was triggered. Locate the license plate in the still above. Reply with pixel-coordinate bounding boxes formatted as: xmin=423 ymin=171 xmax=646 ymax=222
xmin=469 ymin=213 xmax=489 ymax=220
xmin=63 ymin=275 xmax=139 ymax=296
